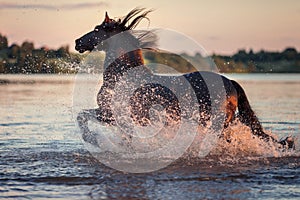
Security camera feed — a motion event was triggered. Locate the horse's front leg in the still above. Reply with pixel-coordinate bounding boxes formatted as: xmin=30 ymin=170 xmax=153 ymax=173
xmin=77 ymin=109 xmax=102 ymax=146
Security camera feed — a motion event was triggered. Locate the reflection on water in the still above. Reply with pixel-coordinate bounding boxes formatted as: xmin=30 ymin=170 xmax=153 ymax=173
xmin=0 ymin=74 xmax=299 ymax=199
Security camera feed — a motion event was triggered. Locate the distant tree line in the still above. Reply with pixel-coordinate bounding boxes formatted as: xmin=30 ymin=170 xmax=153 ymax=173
xmin=144 ymin=48 xmax=300 ymax=73
xmin=0 ymin=33 xmax=81 ymax=74
xmin=1 ymin=33 xmax=300 ymax=73
xmin=212 ymin=48 xmax=300 ymax=73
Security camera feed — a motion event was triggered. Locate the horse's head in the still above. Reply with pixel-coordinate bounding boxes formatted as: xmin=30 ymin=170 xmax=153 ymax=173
xmin=75 ymin=8 xmax=152 ymax=53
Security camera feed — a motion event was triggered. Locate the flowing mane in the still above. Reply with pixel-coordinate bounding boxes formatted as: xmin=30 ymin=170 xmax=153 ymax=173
xmin=118 ymin=8 xmax=158 ymax=49
xmin=119 ymin=8 xmax=153 ymax=30
xmin=104 ymin=7 xmax=157 ymax=49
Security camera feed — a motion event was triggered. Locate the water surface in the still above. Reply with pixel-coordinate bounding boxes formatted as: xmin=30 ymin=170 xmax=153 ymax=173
xmin=0 ymin=74 xmax=299 ymax=199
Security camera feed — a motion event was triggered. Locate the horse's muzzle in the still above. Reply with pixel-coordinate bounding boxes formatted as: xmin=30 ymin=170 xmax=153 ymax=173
xmin=75 ymin=39 xmax=85 ymax=53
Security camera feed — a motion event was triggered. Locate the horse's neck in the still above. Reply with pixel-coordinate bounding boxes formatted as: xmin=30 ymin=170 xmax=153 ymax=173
xmin=104 ymin=48 xmax=144 ymax=68
xmin=97 ymin=49 xmax=146 ymax=114
xmin=103 ymin=49 xmax=145 ymax=86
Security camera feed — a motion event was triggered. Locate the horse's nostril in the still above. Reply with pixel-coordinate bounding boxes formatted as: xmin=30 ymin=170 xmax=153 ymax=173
xmin=75 ymin=39 xmax=81 ymax=45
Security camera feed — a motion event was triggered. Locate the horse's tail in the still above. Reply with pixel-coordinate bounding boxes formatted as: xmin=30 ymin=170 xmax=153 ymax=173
xmin=230 ymin=80 xmax=275 ymax=142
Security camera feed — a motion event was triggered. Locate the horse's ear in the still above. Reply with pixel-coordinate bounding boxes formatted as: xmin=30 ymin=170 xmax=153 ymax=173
xmin=104 ymin=12 xmax=110 ymax=23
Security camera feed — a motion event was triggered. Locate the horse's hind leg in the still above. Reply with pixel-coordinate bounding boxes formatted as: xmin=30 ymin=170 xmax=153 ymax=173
xmin=224 ymin=95 xmax=238 ymax=128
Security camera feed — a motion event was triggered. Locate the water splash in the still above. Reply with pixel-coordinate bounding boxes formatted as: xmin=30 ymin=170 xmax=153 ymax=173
xmin=208 ymin=120 xmax=298 ymax=160
xmin=83 ymin=116 xmax=298 ymax=166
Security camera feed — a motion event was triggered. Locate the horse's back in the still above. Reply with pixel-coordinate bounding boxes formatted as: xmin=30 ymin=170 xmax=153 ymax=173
xmin=184 ymin=71 xmax=237 ymax=100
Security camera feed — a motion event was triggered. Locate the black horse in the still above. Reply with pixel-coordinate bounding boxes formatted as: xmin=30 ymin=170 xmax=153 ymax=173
xmin=75 ymin=8 xmax=294 ymax=149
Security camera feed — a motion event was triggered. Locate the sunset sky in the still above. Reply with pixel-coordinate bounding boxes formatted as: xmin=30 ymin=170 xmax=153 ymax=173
xmin=0 ymin=0 xmax=299 ymax=55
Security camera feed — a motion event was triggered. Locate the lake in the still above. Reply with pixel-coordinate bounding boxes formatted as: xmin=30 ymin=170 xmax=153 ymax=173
xmin=0 ymin=73 xmax=299 ymax=199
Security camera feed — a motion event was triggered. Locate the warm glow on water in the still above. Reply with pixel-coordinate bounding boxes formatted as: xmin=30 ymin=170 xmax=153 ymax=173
xmin=0 ymin=74 xmax=299 ymax=199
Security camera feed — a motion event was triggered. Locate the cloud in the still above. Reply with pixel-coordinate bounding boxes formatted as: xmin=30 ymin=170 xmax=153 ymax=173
xmin=0 ymin=2 xmax=108 ymax=10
